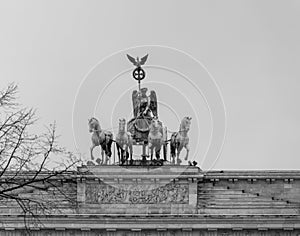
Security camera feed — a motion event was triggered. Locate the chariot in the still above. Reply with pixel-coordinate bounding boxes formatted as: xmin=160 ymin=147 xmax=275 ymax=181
xmin=126 ymin=87 xmax=168 ymax=163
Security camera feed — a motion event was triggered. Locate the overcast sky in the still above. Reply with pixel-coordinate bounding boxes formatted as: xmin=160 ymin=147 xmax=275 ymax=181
xmin=1 ymin=0 xmax=300 ymax=170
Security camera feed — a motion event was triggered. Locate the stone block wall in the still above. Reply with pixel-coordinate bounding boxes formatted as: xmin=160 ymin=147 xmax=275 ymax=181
xmin=0 ymin=167 xmax=300 ymax=235
xmin=199 ymin=171 xmax=300 ymax=215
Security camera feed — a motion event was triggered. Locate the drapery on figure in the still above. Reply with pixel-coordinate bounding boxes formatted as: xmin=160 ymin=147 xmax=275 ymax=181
xmin=132 ymin=88 xmax=158 ymax=118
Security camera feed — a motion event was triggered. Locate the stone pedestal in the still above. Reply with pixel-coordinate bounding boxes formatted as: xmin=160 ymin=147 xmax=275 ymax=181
xmin=77 ymin=165 xmax=202 ymax=215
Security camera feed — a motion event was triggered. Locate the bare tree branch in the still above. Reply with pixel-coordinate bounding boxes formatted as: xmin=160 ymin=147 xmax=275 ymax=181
xmin=0 ymin=83 xmax=82 ymax=229
xmin=0 ymin=83 xmax=18 ymax=108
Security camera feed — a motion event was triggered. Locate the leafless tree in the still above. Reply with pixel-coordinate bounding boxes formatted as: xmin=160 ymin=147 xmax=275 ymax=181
xmin=0 ymin=83 xmax=82 ymax=229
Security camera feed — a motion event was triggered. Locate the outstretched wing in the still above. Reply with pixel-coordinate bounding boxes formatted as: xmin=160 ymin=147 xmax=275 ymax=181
xmin=140 ymin=54 xmax=148 ymax=66
xmin=132 ymin=90 xmax=139 ymax=117
xmin=127 ymin=54 xmax=137 ymax=66
xmin=149 ymin=90 xmax=158 ymax=117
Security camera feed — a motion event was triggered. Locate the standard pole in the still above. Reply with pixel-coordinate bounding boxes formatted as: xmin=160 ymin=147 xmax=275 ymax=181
xmin=138 ymin=79 xmax=141 ymax=92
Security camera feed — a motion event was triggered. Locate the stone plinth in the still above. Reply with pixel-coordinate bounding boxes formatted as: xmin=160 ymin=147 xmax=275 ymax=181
xmin=76 ymin=165 xmax=202 ymax=215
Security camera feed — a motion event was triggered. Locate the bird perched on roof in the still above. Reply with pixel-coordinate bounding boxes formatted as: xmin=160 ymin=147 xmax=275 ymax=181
xmin=188 ymin=160 xmax=198 ymax=166
xmin=127 ymin=54 xmax=148 ymax=68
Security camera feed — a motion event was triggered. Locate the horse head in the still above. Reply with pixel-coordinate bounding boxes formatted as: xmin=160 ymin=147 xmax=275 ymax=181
xmin=88 ymin=117 xmax=100 ymax=133
xmin=181 ymin=116 xmax=192 ymax=132
xmin=118 ymin=118 xmax=126 ymax=132
xmin=150 ymin=116 xmax=162 ymax=133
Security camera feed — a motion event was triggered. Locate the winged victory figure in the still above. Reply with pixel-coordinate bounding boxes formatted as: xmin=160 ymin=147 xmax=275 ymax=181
xmin=132 ymin=88 xmax=158 ymax=118
xmin=132 ymin=90 xmax=139 ymax=117
xmin=149 ymin=90 xmax=158 ymax=117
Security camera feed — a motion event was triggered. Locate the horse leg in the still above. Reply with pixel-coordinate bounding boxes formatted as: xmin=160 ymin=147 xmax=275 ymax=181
xmin=170 ymin=144 xmax=174 ymax=164
xmin=163 ymin=142 xmax=167 ymax=161
xmin=170 ymin=133 xmax=177 ymax=164
xmin=151 ymin=147 xmax=154 ymax=161
xmin=100 ymin=144 xmax=107 ymax=165
xmin=147 ymin=141 xmax=152 ymax=161
xmin=104 ymin=138 xmax=113 ymax=165
xmin=149 ymin=147 xmax=153 ymax=161
xmin=129 ymin=144 xmax=133 ymax=163
xmin=92 ymin=145 xmax=102 ymax=165
xmin=171 ymin=147 xmax=176 ymax=164
xmin=116 ymin=143 xmax=121 ymax=164
xmin=100 ymin=148 xmax=104 ymax=164
xmin=90 ymin=145 xmax=96 ymax=160
xmin=184 ymin=144 xmax=190 ymax=161
xmin=117 ymin=144 xmax=121 ymax=164
xmin=156 ymin=146 xmax=161 ymax=160
xmin=104 ymin=148 xmax=110 ymax=165
xmin=176 ymin=145 xmax=183 ymax=165
xmin=120 ymin=145 xmax=125 ymax=165
xmin=104 ymin=150 xmax=109 ymax=164
xmin=123 ymin=144 xmax=128 ymax=164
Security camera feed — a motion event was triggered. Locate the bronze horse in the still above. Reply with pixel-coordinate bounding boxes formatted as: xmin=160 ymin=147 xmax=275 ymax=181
xmin=88 ymin=117 xmax=113 ymax=165
xmin=148 ymin=117 xmax=165 ymax=160
xmin=116 ymin=118 xmax=133 ymax=165
xmin=170 ymin=117 xmax=192 ymax=165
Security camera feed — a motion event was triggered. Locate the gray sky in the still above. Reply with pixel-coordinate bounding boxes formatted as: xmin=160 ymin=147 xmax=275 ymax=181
xmin=1 ymin=0 xmax=300 ymax=170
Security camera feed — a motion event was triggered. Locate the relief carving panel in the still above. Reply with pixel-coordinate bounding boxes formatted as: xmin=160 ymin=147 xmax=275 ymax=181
xmin=85 ymin=182 xmax=189 ymax=204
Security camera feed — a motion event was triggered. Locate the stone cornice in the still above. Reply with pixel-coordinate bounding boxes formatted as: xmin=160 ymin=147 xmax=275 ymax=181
xmin=1 ymin=168 xmax=299 ymax=181
xmin=203 ymin=170 xmax=300 ymax=180
xmin=0 ymin=214 xmax=300 ymax=230
xmin=77 ymin=165 xmax=203 ymax=181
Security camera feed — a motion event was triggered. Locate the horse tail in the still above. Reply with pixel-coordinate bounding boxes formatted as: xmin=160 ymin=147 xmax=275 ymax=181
xmin=170 ymin=132 xmax=178 ymax=157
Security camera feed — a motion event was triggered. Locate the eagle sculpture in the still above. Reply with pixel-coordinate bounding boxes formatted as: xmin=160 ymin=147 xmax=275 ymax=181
xmin=127 ymin=54 xmax=148 ymax=68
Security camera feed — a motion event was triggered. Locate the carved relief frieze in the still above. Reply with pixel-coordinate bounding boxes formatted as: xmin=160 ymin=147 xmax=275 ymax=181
xmin=85 ymin=182 xmax=189 ymax=204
